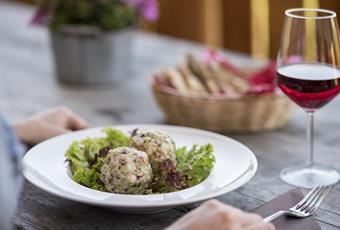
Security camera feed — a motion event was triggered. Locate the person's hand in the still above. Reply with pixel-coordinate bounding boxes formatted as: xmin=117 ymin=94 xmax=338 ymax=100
xmin=166 ymin=200 xmax=275 ymax=230
xmin=12 ymin=106 xmax=88 ymax=144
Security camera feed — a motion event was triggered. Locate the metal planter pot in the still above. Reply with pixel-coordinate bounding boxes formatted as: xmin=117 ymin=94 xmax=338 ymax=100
xmin=50 ymin=26 xmax=133 ymax=85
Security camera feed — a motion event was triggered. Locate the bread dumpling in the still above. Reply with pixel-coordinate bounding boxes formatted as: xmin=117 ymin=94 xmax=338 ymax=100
xmin=100 ymin=147 xmax=152 ymax=194
xmin=130 ymin=129 xmax=176 ymax=172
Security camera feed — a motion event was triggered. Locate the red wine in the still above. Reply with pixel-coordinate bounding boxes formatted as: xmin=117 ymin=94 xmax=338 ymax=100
xmin=277 ymin=63 xmax=340 ymax=111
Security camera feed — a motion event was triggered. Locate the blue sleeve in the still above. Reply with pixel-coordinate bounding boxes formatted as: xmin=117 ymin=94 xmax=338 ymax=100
xmin=0 ymin=115 xmax=25 ymax=230
xmin=0 ymin=115 xmax=25 ymax=174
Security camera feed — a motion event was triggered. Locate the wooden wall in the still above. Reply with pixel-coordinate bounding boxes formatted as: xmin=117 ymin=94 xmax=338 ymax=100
xmin=157 ymin=0 xmax=223 ymax=47
xmin=157 ymin=0 xmax=340 ymax=58
xmin=16 ymin=0 xmax=340 ymax=58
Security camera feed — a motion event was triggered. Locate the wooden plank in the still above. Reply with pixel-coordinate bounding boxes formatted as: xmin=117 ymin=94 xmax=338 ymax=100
xmin=250 ymin=0 xmax=270 ymax=59
xmin=303 ymin=0 xmax=319 ymax=8
xmin=303 ymin=0 xmax=319 ymax=61
xmin=156 ymin=0 xmax=205 ymax=43
xmin=201 ymin=0 xmax=224 ymax=47
xmin=222 ymin=0 xmax=251 ymax=54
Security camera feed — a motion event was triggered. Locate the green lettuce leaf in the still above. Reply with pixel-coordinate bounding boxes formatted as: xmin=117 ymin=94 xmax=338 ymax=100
xmin=72 ymin=167 xmax=104 ymax=191
xmin=65 ymin=127 xmax=130 ymax=189
xmin=64 ymin=141 xmax=89 ymax=173
xmin=103 ymin=127 xmax=130 ymax=148
xmin=176 ymin=143 xmax=215 ymax=187
xmin=152 ymin=143 xmax=215 ymax=193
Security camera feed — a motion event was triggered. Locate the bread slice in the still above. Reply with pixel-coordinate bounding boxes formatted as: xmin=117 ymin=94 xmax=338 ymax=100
xmin=211 ymin=63 xmax=250 ymax=94
xmin=187 ymin=54 xmax=220 ymax=94
xmin=179 ymin=62 xmax=207 ymax=93
xmin=163 ymin=68 xmax=190 ymax=93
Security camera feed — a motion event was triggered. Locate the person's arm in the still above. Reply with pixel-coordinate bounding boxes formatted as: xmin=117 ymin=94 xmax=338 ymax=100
xmin=0 ymin=115 xmax=25 ymax=230
xmin=166 ymin=200 xmax=275 ymax=230
xmin=12 ymin=106 xmax=88 ymax=145
xmin=0 ymin=106 xmax=87 ymax=229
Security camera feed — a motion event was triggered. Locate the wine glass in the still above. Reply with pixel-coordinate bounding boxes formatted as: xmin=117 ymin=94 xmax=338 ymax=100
xmin=277 ymin=8 xmax=340 ymax=188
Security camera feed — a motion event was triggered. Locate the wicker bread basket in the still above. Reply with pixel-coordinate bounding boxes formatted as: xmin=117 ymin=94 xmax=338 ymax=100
xmin=151 ymin=77 xmax=296 ymax=134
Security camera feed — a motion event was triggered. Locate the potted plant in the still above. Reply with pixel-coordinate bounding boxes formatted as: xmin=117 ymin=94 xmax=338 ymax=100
xmin=31 ymin=0 xmax=159 ymax=85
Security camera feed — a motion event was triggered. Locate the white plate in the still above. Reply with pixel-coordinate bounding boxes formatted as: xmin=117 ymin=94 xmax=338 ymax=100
xmin=23 ymin=125 xmax=257 ymax=213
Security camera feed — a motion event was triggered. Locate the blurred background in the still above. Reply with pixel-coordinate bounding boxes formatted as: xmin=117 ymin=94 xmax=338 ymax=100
xmin=16 ymin=0 xmax=340 ymax=58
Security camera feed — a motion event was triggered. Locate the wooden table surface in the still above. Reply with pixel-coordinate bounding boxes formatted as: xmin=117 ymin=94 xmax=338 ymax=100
xmin=1 ymin=2 xmax=340 ymax=230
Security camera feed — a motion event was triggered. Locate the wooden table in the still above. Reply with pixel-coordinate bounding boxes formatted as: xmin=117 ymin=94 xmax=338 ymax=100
xmin=1 ymin=2 xmax=340 ymax=230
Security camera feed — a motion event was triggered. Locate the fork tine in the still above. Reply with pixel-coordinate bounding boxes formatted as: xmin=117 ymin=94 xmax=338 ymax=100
xmin=305 ymin=186 xmax=331 ymax=214
xmin=293 ymin=185 xmax=321 ymax=210
xmin=299 ymin=186 xmax=325 ymax=212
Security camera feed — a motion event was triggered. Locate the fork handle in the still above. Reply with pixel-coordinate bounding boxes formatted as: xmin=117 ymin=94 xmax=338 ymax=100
xmin=263 ymin=211 xmax=288 ymax=222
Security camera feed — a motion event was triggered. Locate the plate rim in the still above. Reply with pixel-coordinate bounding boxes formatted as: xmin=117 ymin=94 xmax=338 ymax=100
xmin=23 ymin=124 xmax=258 ymax=208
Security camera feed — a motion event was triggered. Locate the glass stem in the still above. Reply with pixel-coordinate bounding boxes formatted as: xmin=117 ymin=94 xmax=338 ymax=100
xmin=307 ymin=111 xmax=314 ymax=166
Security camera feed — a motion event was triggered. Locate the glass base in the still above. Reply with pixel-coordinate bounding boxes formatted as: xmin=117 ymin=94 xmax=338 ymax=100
xmin=280 ymin=164 xmax=340 ymax=188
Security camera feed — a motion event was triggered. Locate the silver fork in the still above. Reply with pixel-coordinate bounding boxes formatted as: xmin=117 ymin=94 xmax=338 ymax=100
xmin=263 ymin=185 xmax=331 ymax=222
